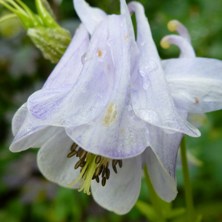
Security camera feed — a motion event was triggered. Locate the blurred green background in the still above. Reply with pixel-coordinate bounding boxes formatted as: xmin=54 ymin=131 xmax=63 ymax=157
xmin=1 ymin=0 xmax=222 ymax=221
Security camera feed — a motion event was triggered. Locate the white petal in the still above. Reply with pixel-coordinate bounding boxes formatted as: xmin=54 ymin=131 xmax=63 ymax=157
xmin=128 ymin=2 xmax=160 ymax=61
xmin=10 ymin=103 xmax=60 ymax=152
xmin=129 ymin=2 xmax=199 ymax=137
xmin=120 ymin=0 xmax=135 ymax=41
xmin=42 ymin=25 xmax=89 ymax=90
xmin=27 ymin=17 xmax=116 ymax=127
xmin=73 ymin=0 xmax=106 ymax=34
xmin=65 ymin=15 xmax=148 ymax=159
xmin=27 ymin=25 xmax=90 ymax=122
xmin=91 ymin=156 xmax=142 ymax=215
xmin=37 ymin=129 xmax=80 ymax=188
xmin=148 ymin=123 xmax=184 ymax=178
xmin=10 ymin=126 xmax=57 ymax=152
xmin=164 ymin=58 xmax=222 ymax=113
xmin=66 ymin=106 xmax=149 ymax=159
xmin=144 ymin=147 xmax=178 ymax=202
xmin=11 ymin=103 xmax=28 ymax=136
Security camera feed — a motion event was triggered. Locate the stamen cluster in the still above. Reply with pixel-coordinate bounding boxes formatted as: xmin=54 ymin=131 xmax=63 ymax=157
xmin=67 ymin=144 xmax=122 ymax=193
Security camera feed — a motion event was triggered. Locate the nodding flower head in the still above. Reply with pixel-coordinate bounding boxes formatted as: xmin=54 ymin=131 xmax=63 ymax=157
xmin=9 ymin=0 xmax=222 ymax=215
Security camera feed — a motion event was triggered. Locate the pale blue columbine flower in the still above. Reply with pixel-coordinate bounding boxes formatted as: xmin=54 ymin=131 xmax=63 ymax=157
xmin=10 ymin=0 xmax=222 ymax=214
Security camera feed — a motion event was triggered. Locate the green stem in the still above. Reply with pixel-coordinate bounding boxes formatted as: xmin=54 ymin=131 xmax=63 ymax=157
xmin=0 ymin=13 xmax=17 ymax=23
xmin=180 ymin=137 xmax=195 ymax=221
xmin=143 ymin=167 xmax=166 ymax=222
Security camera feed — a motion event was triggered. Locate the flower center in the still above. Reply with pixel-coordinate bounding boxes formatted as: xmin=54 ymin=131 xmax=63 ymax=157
xmin=67 ymin=143 xmax=123 ymax=195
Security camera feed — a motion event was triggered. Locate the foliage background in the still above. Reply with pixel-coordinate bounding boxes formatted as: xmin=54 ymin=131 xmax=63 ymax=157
xmin=0 ymin=0 xmax=222 ymax=221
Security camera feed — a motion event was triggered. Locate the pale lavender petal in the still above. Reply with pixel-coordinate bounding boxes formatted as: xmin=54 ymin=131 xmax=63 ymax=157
xmin=91 ymin=156 xmax=142 ymax=215
xmin=42 ymin=25 xmax=89 ymax=90
xmin=16 ymin=18 xmax=121 ymax=154
xmin=164 ymin=58 xmax=222 ymax=113
xmin=148 ymin=122 xmax=185 ymax=178
xmin=128 ymin=2 xmax=161 ymax=61
xmin=144 ymin=147 xmax=178 ymax=202
xmin=37 ymin=129 xmax=81 ymax=188
xmin=73 ymin=0 xmax=106 ymax=34
xmin=28 ymin=17 xmax=116 ymax=127
xmin=129 ymin=2 xmax=199 ymax=137
xmin=10 ymin=103 xmax=59 ymax=152
xmin=66 ymin=105 xmax=149 ymax=159
xmin=144 ymin=112 xmax=185 ymax=201
xmin=12 ymin=103 xmax=27 ymax=136
xmin=120 ymin=0 xmax=135 ymax=41
xmin=65 ymin=15 xmax=149 ymax=159
xmin=27 ymin=25 xmax=89 ymax=121
xmin=10 ymin=126 xmax=56 ymax=152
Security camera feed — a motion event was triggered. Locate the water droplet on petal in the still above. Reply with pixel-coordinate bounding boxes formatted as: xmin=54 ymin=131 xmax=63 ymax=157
xmin=81 ymin=53 xmax=87 ymax=64
xmin=143 ymin=82 xmax=150 ymax=90
xmin=139 ymin=68 xmax=146 ymax=77
xmin=140 ymin=41 xmax=145 ymax=46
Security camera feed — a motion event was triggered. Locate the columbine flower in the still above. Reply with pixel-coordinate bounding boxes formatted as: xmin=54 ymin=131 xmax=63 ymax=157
xmin=10 ymin=0 xmax=222 ymax=214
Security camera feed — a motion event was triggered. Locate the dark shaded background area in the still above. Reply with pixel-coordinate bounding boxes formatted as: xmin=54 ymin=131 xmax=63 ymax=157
xmin=1 ymin=0 xmax=222 ymax=221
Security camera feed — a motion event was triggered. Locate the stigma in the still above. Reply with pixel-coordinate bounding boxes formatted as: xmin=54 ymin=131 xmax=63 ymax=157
xmin=167 ymin=20 xmax=180 ymax=32
xmin=160 ymin=37 xmax=171 ymax=49
xmin=67 ymin=143 xmax=123 ymax=195
xmin=167 ymin=20 xmax=191 ymax=42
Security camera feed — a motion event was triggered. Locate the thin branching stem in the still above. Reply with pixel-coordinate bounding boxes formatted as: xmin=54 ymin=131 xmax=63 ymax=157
xmin=180 ymin=137 xmax=196 ymax=221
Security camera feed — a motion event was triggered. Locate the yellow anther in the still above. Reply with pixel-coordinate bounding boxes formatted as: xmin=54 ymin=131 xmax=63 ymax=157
xmin=160 ymin=37 xmax=171 ymax=49
xmin=167 ymin=20 xmax=180 ymax=32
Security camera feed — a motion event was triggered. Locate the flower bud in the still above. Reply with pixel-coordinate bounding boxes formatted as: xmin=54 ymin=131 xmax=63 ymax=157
xmin=0 ymin=0 xmax=71 ymax=63
xmin=28 ymin=27 xmax=71 ymax=63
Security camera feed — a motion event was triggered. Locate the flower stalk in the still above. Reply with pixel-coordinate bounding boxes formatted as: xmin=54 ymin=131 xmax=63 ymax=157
xmin=180 ymin=137 xmax=195 ymax=221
